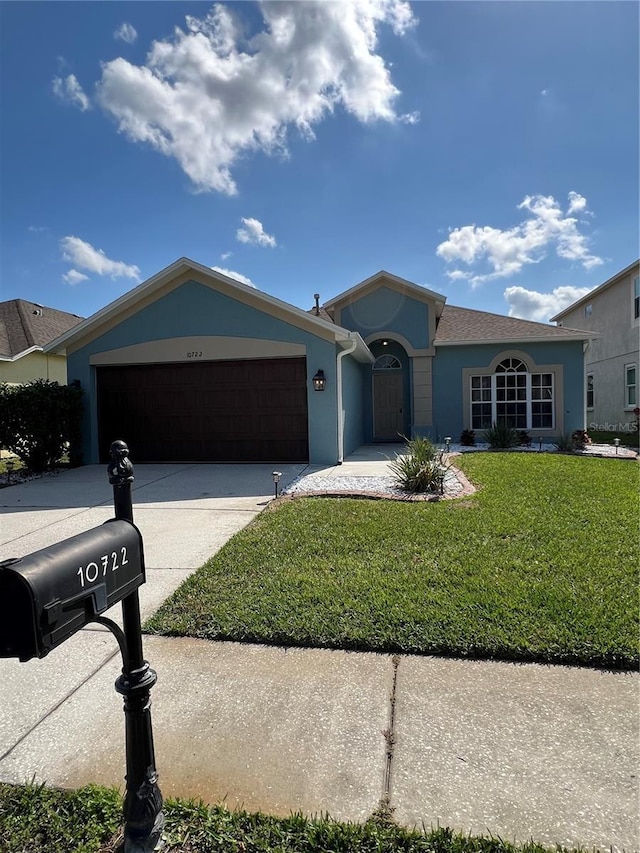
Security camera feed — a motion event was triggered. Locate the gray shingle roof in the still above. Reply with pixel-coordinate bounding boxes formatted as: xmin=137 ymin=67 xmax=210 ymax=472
xmin=0 ymin=300 xmax=83 ymax=359
xmin=435 ymin=304 xmax=592 ymax=343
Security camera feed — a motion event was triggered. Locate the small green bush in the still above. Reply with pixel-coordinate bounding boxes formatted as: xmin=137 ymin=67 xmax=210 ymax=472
xmin=517 ymin=430 xmax=532 ymax=447
xmin=553 ymin=433 xmax=574 ymax=451
xmin=571 ymin=429 xmax=591 ymax=448
xmin=0 ymin=380 xmax=84 ymax=472
xmin=485 ymin=421 xmax=519 ymax=449
xmin=459 ymin=428 xmax=476 ymax=446
xmin=390 ymin=436 xmax=444 ymax=493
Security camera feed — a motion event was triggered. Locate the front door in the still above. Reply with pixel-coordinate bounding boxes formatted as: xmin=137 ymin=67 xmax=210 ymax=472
xmin=373 ymin=372 xmax=404 ymax=439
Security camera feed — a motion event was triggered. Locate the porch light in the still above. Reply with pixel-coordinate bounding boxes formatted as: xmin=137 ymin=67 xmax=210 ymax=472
xmin=613 ymin=438 xmax=620 ymax=454
xmin=381 ymin=340 xmax=389 ymax=346
xmin=444 ymin=436 xmax=451 ymax=453
xmin=312 ymin=370 xmax=326 ymax=391
xmin=272 ymin=471 xmax=282 ymax=499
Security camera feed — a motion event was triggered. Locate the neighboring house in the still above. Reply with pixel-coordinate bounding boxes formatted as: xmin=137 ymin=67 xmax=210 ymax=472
xmin=47 ymin=258 xmax=593 ymax=465
xmin=551 ymin=259 xmax=639 ymax=433
xmin=0 ymin=299 xmax=83 ymax=385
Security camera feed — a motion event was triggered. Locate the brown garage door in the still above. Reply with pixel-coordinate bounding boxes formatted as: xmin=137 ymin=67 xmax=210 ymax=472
xmin=97 ymin=358 xmax=309 ymax=462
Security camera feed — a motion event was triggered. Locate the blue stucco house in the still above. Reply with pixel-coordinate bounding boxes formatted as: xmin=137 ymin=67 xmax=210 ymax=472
xmin=48 ymin=258 xmax=591 ymax=465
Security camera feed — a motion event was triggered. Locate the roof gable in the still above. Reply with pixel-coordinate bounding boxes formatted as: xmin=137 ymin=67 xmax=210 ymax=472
xmin=550 ymin=258 xmax=639 ymax=321
xmin=324 ymin=270 xmax=446 ymax=314
xmin=435 ymin=304 xmax=596 ymax=345
xmin=46 ymin=257 xmax=373 ymax=362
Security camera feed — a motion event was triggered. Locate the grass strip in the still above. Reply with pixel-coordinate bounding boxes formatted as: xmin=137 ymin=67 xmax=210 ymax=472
xmin=146 ymin=454 xmax=639 ymax=669
xmin=0 ymin=782 xmax=596 ymax=853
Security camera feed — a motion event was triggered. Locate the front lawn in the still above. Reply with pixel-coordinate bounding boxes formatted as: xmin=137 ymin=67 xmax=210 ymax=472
xmin=146 ymin=454 xmax=639 ymax=669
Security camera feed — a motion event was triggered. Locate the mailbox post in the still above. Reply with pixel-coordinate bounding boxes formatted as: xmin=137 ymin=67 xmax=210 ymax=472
xmin=106 ymin=440 xmax=164 ymax=852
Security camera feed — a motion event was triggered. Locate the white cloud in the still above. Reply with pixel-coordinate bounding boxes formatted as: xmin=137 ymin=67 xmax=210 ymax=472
xmin=62 ymin=269 xmax=90 ymax=286
xmin=221 ymin=251 xmax=232 ymax=260
xmin=437 ymin=192 xmax=603 ymax=286
xmin=114 ymin=22 xmax=138 ymax=44
xmin=60 ymin=236 xmax=140 ymax=280
xmin=95 ymin=1 xmax=417 ymax=194
xmin=236 ymin=217 xmax=276 ymax=248
xmin=28 ymin=225 xmax=48 ymax=233
xmin=211 ymin=266 xmax=254 ymax=287
xmin=52 ymin=74 xmax=91 ymax=111
xmin=504 ymin=285 xmax=592 ymax=323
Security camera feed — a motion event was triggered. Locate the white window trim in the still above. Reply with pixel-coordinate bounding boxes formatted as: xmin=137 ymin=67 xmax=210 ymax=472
xmin=586 ymin=373 xmax=594 ymax=411
xmin=624 ymin=363 xmax=637 ymax=409
xmin=470 ymin=371 xmax=555 ymax=430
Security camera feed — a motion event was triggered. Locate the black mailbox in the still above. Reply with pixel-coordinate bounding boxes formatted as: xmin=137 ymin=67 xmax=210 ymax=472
xmin=0 ymin=519 xmax=145 ymax=662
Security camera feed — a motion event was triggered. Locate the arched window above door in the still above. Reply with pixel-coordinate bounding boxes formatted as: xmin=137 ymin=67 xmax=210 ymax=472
xmin=373 ymin=354 xmax=402 ymax=370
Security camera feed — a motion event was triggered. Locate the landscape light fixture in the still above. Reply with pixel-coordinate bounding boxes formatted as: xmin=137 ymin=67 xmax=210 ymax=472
xmin=444 ymin=436 xmax=451 ymax=453
xmin=312 ymin=370 xmax=326 ymax=391
xmin=436 ymin=464 xmax=446 ymax=496
xmin=537 ymin=436 xmax=543 ymax=451
xmin=613 ymin=438 xmax=620 ymax=454
xmin=5 ymin=458 xmax=14 ymax=485
xmin=272 ymin=471 xmax=282 ymax=498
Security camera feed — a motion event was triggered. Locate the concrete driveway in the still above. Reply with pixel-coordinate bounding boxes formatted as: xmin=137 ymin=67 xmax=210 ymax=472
xmin=0 ymin=462 xmax=308 ymax=623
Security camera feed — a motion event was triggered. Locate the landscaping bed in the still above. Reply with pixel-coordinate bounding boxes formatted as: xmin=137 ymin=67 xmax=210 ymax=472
xmin=146 ymin=454 xmax=639 ymax=669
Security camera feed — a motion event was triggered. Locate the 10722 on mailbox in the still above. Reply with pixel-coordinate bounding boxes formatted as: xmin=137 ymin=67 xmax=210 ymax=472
xmin=0 ymin=519 xmax=145 ymax=662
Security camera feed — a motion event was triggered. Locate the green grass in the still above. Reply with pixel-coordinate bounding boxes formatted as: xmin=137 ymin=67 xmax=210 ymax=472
xmin=146 ymin=454 xmax=639 ymax=669
xmin=0 ymin=782 xmax=595 ymax=853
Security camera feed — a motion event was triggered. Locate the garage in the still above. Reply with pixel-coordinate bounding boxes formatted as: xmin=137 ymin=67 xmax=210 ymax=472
xmin=97 ymin=356 xmax=309 ymax=463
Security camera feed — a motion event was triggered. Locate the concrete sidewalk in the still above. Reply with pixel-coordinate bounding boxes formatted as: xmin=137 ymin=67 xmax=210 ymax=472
xmin=0 ymin=453 xmax=638 ymax=852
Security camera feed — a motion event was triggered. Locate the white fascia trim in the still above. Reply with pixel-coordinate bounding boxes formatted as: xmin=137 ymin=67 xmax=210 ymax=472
xmin=0 ymin=346 xmax=43 ymax=362
xmin=338 ymin=333 xmax=374 ymax=363
xmin=435 ymin=334 xmax=598 ymax=346
xmin=45 ymin=256 xmax=358 ymax=354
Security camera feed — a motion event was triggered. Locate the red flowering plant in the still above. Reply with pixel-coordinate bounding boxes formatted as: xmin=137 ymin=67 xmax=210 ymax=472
xmin=571 ymin=429 xmax=592 ymax=449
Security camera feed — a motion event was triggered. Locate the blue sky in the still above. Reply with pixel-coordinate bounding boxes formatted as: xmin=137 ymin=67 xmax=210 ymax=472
xmin=1 ymin=1 xmax=638 ymax=325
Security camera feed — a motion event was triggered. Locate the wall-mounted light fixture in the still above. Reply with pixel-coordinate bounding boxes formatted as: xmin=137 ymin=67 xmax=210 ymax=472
xmin=312 ymin=370 xmax=326 ymax=391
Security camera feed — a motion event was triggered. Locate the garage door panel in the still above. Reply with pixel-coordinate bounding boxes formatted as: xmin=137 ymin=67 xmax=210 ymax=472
xmin=97 ymin=358 xmax=309 ymax=462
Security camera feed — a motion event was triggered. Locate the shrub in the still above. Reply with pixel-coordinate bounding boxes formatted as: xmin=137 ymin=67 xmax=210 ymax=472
xmin=517 ymin=430 xmax=532 ymax=447
xmin=485 ymin=421 xmax=519 ymax=449
xmin=0 ymin=380 xmax=84 ymax=472
xmin=571 ymin=429 xmax=591 ymax=449
xmin=459 ymin=429 xmax=476 ymax=446
xmin=553 ymin=433 xmax=574 ymax=451
xmin=390 ymin=436 xmax=445 ymax=493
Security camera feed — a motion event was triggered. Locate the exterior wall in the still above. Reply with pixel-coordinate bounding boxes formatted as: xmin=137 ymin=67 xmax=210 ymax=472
xmin=432 ymin=341 xmax=585 ymax=441
xmin=0 ymin=352 xmax=68 ymax=385
xmin=556 ymin=265 xmax=639 ymax=430
xmin=340 ymin=348 xmax=366 ymax=458
xmin=66 ymin=279 xmax=341 ymax=465
xmin=337 ymin=286 xmax=430 ymax=350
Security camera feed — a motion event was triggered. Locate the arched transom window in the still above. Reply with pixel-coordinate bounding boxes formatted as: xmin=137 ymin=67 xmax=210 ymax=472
xmin=373 ymin=354 xmax=402 ymax=370
xmin=471 ymin=358 xmax=554 ymax=430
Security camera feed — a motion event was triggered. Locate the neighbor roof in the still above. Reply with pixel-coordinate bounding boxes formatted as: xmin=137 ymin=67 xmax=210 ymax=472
xmin=434 ymin=304 xmax=596 ymax=345
xmin=0 ymin=299 xmax=83 ymax=360
xmin=549 ymin=258 xmax=639 ymax=321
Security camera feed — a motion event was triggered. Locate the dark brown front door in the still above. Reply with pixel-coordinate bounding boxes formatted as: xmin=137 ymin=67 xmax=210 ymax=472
xmin=97 ymin=358 xmax=308 ymax=462
xmin=373 ymin=372 xmax=404 ymax=439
